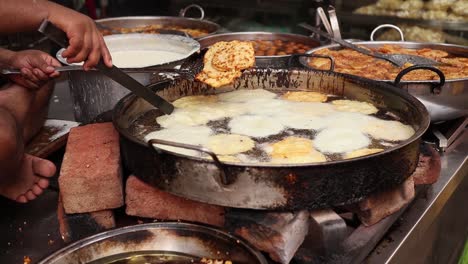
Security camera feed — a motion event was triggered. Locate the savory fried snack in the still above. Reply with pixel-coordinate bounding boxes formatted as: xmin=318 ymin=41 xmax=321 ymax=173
xmin=218 ymin=88 xmax=277 ymax=102
xmin=282 ymin=91 xmax=328 ymax=102
xmin=270 ymin=137 xmax=326 ymax=163
xmin=309 ymin=44 xmax=468 ymax=81
xmin=344 ymin=148 xmax=384 ymax=159
xmin=196 ymin=41 xmax=255 ymax=88
xmin=206 ymin=134 xmax=255 ymax=155
xmin=331 ymin=100 xmax=378 ymax=115
xmin=363 ymin=119 xmax=415 ymax=141
xmin=212 ymin=40 xmax=255 ymax=71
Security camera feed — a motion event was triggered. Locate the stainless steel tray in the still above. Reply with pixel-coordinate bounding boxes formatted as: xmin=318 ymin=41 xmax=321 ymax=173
xmin=39 ymin=222 xmax=267 ymax=264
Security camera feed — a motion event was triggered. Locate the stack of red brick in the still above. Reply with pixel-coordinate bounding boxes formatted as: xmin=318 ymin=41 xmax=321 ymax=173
xmin=58 ymin=123 xmax=225 ymax=229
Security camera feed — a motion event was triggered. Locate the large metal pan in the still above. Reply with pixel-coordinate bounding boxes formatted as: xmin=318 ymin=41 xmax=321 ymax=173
xmin=39 ymin=222 xmax=267 ymax=264
xmin=113 ymin=69 xmax=430 ymax=210
xmin=299 ymin=41 xmax=468 ymax=122
xmin=198 ymin=32 xmax=320 ymax=68
xmin=96 ymin=5 xmax=220 ymax=39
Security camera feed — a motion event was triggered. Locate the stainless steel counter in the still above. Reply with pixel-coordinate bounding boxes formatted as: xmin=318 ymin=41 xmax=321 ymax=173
xmin=366 ymin=132 xmax=468 ymax=264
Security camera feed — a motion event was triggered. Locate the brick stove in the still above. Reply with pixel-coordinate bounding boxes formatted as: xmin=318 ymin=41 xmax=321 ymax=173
xmin=0 ymin=118 xmax=466 ymax=264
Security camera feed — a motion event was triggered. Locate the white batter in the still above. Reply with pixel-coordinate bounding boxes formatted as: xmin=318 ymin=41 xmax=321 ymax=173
xmin=110 ymin=50 xmax=186 ymax=68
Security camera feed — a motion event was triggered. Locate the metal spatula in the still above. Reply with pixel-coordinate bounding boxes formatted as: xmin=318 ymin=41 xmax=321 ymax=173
xmin=38 ymin=19 xmax=174 ymax=115
xmin=298 ymin=23 xmax=443 ymax=67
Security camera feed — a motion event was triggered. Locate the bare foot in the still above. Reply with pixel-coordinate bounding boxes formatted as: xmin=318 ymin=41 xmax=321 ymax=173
xmin=0 ymin=154 xmax=56 ymax=203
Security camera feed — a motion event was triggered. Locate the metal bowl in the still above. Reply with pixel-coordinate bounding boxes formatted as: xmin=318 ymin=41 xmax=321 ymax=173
xmin=300 ymin=41 xmax=468 ymax=122
xmin=39 ymin=222 xmax=267 ymax=264
xmin=198 ymin=32 xmax=320 ymax=68
xmin=96 ymin=16 xmax=220 ymax=39
xmin=56 ymin=34 xmax=200 ymax=124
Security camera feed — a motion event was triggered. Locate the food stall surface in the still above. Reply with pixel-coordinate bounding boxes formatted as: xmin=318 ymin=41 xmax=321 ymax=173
xmin=0 ymin=81 xmax=466 ymax=263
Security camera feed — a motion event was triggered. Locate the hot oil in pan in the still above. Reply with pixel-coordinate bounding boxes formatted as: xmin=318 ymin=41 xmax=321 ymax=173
xmin=127 ymin=90 xmax=411 ymax=163
xmin=88 ymin=250 xmax=214 ymax=264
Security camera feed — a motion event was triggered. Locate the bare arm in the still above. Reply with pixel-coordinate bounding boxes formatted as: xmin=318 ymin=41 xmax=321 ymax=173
xmin=0 ymin=0 xmax=112 ymax=69
xmin=0 ymin=0 xmax=49 ymax=33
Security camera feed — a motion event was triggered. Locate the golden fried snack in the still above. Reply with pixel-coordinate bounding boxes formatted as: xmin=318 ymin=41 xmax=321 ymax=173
xmin=344 ymin=148 xmax=384 ymax=159
xmin=308 ymin=45 xmax=468 ymax=81
xmin=212 ymin=40 xmax=255 ymax=71
xmin=196 ymin=41 xmax=255 ymax=88
xmin=282 ymin=91 xmax=328 ymax=102
xmin=270 ymin=137 xmax=326 ymax=163
xmin=206 ymin=134 xmax=255 ymax=155
xmin=331 ymin=100 xmax=378 ymax=115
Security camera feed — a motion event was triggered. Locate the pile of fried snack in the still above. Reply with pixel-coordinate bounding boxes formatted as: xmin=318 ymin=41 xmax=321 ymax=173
xmin=354 ymin=0 xmax=467 ymax=21
xmin=309 ymin=44 xmax=468 ymax=81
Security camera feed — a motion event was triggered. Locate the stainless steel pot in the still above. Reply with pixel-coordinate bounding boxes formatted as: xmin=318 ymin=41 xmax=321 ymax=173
xmin=96 ymin=5 xmax=220 ymax=39
xmin=300 ymin=41 xmax=468 ymax=122
xmin=39 ymin=222 xmax=267 ymax=264
xmin=58 ymin=34 xmax=200 ymax=123
xmin=198 ymin=32 xmax=320 ymax=68
xmin=113 ymin=69 xmax=430 ymax=210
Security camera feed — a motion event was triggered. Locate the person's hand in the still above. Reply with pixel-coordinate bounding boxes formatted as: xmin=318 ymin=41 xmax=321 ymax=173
xmin=5 ymin=50 xmax=61 ymax=90
xmin=46 ymin=2 xmax=112 ymax=70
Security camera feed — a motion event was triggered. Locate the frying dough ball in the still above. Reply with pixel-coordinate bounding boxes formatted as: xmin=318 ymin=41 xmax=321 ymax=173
xmin=363 ymin=119 xmax=415 ymax=141
xmin=344 ymin=148 xmax=384 ymax=159
xmin=320 ymin=112 xmax=374 ymax=129
xmin=244 ymin=99 xmax=290 ymax=116
xmin=229 ymin=115 xmax=285 ymax=138
xmin=269 ymin=137 xmax=326 ymax=163
xmin=218 ymin=89 xmax=277 ymax=103
xmin=206 ymin=134 xmax=255 ymax=155
xmin=173 ymin=95 xmax=219 ymax=108
xmin=156 ymin=105 xmax=229 ymax=128
xmin=276 ymin=114 xmax=326 ymax=130
xmin=314 ymin=128 xmax=370 ymax=153
xmin=145 ymin=126 xmax=212 ymax=157
xmin=282 ymin=91 xmax=328 ymax=102
xmin=158 ymin=100 xmax=249 ymax=128
xmin=156 ymin=108 xmax=212 ymax=128
xmin=213 ymin=102 xmax=250 ymax=117
xmin=283 ymin=101 xmax=337 ymax=117
xmin=331 ymin=100 xmax=378 ymax=115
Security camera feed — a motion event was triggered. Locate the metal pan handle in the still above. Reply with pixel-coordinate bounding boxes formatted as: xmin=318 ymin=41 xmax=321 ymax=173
xmin=370 ymin=24 xmax=405 ymax=41
xmin=327 ymin=5 xmax=342 ymax=40
xmin=179 ymin=4 xmax=205 ymax=20
xmin=147 ymin=138 xmax=230 ymax=185
xmin=394 ymin=65 xmax=446 ymax=94
xmin=289 ymin=53 xmax=335 ymax=72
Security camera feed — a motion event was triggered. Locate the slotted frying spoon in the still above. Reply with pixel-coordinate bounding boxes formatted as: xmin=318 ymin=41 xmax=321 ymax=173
xmin=299 ymin=23 xmax=443 ymax=67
